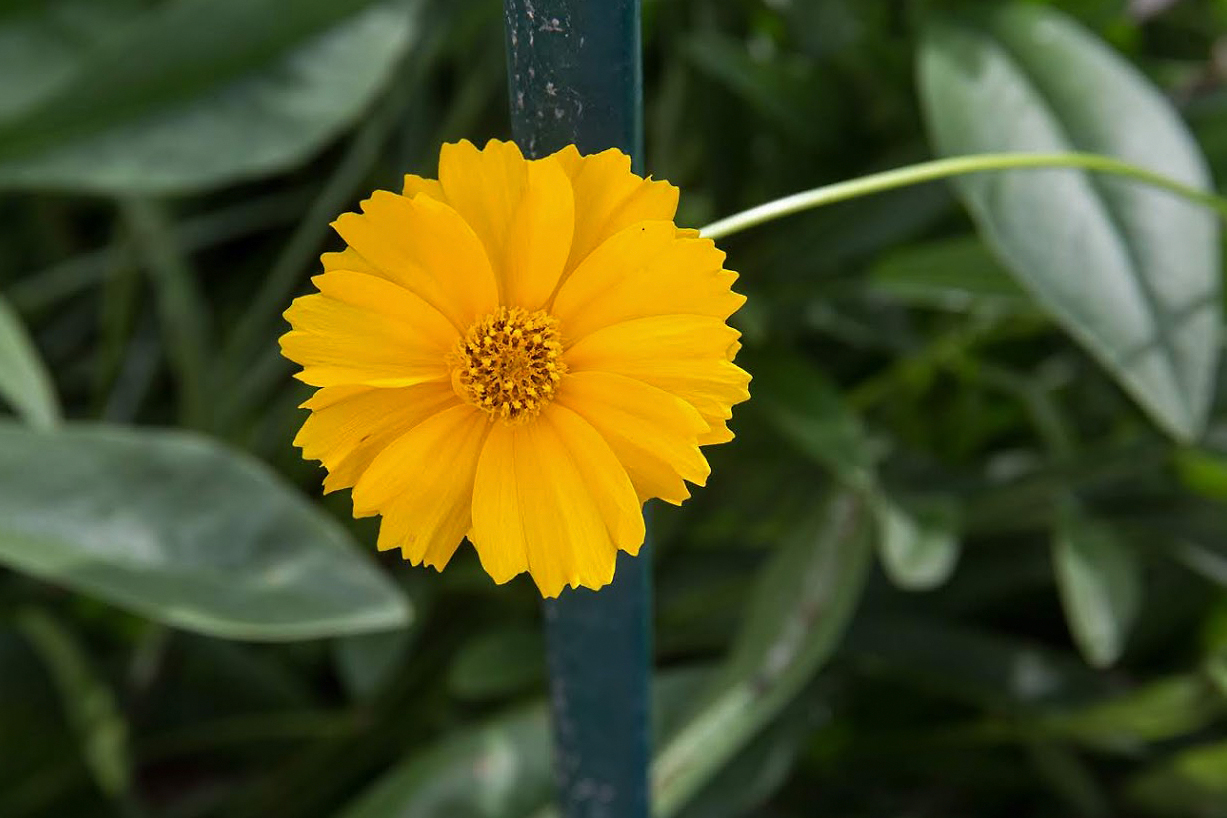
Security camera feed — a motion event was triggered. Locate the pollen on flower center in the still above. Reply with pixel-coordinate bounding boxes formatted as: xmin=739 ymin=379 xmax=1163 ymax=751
xmin=450 ymin=306 xmax=567 ymax=423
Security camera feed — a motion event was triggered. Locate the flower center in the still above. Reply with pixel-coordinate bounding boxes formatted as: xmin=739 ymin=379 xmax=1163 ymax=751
xmin=451 ymin=306 xmax=567 ymax=423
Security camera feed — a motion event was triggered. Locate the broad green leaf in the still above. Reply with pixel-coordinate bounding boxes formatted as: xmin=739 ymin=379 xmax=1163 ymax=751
xmin=0 ymin=0 xmax=417 ymax=194
xmin=0 ymin=295 xmax=59 ymax=429
xmin=919 ymin=4 xmax=1221 ymax=441
xmin=0 ymin=423 xmax=410 ymax=640
xmin=654 ymin=493 xmax=871 ymax=817
xmin=16 ymin=609 xmax=130 ymax=797
xmin=867 ymin=235 xmax=1030 ymax=310
xmin=873 ymin=495 xmax=961 ymax=591
xmin=1053 ymin=504 xmax=1142 ymax=668
xmin=0 ymin=1 xmax=140 ymax=122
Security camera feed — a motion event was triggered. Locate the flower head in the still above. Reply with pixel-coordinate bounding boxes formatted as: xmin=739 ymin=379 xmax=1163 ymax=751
xmin=281 ymin=139 xmax=749 ymax=597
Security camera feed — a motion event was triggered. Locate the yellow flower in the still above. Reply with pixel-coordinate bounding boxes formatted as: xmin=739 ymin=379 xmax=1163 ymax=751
xmin=280 ymin=139 xmax=749 ymax=597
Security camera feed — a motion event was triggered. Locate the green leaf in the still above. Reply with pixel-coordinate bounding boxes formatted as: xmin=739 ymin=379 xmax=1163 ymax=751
xmin=753 ymin=354 xmax=961 ymax=592
xmin=0 ymin=295 xmax=59 ymax=430
xmin=1041 ymin=675 xmax=1225 ymax=753
xmin=1053 ymin=504 xmax=1142 ymax=668
xmin=749 ymin=353 xmax=875 ymax=491
xmin=336 ymin=703 xmax=553 ymax=818
xmin=654 ymin=493 xmax=872 ymax=817
xmin=1025 ymin=740 xmax=1111 ymax=818
xmin=334 ymin=626 xmax=416 ymax=700
xmin=866 ymin=235 xmax=1030 ymax=310
xmin=0 ymin=423 xmax=410 ymax=640
xmin=873 ymin=494 xmax=961 ymax=591
xmin=0 ymin=626 xmax=78 ymax=808
xmin=918 ymin=4 xmax=1221 ymax=441
xmin=848 ymin=617 xmax=1108 ymax=710
xmin=681 ymin=32 xmax=822 ymax=143
xmin=447 ymin=626 xmax=545 ymax=703
xmin=339 ymin=670 xmax=714 ymax=818
xmin=0 ymin=0 xmax=417 ymax=194
xmin=16 ymin=609 xmax=130 ymax=797
xmin=674 ymin=701 xmax=813 ymax=818
xmin=1174 ymin=447 xmax=1227 ymax=504
xmin=1129 ymin=740 xmax=1227 ymax=816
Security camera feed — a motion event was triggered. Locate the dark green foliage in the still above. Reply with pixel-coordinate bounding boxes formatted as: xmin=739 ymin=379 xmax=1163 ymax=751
xmin=2 ymin=1 xmax=1227 ymax=817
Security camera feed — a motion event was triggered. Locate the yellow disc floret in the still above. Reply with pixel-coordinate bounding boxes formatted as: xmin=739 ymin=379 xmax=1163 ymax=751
xmin=451 ymin=306 xmax=566 ymax=423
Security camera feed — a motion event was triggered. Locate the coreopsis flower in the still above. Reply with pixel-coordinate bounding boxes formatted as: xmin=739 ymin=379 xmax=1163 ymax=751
xmin=281 ymin=140 xmax=749 ymax=597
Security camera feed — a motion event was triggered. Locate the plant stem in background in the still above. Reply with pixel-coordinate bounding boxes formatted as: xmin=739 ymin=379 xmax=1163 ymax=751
xmin=698 ymin=152 xmax=1227 ymax=240
xmin=121 ymin=198 xmax=210 ymax=430
xmin=503 ymin=2 xmax=651 ymax=817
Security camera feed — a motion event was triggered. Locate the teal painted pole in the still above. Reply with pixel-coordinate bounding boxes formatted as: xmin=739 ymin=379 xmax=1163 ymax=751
xmin=502 ymin=3 xmax=651 ymax=817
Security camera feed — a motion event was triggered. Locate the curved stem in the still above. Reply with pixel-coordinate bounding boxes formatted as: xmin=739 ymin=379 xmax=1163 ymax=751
xmin=698 ymin=152 xmax=1227 ymax=240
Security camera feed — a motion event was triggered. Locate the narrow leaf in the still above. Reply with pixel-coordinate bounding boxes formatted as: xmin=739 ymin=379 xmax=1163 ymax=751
xmin=654 ymin=493 xmax=871 ymax=817
xmin=867 ymin=234 xmax=1030 ymax=310
xmin=1053 ymin=504 xmax=1142 ymax=667
xmin=0 ymin=295 xmax=59 ymax=429
xmin=337 ymin=704 xmax=553 ymax=818
xmin=873 ymin=495 xmax=961 ymax=591
xmin=750 ymin=353 xmax=875 ymax=491
xmin=1041 ymin=675 xmax=1224 ymax=753
xmin=16 ymin=609 xmax=130 ymax=797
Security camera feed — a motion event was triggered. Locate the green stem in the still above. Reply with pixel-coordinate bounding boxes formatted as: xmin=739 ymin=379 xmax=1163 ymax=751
xmin=699 ymin=152 xmax=1227 ymax=240
xmin=121 ymin=198 xmax=210 ymax=430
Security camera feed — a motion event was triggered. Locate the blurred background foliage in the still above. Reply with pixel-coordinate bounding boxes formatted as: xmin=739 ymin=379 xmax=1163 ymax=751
xmin=4 ymin=0 xmax=1227 ymax=816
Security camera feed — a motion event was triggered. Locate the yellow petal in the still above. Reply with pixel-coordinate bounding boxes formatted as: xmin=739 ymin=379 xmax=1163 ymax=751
xmin=548 ymin=145 xmax=679 ymax=275
xmin=311 ymin=269 xmax=458 ymax=350
xmin=465 ymin=424 xmax=530 ymax=586
xmin=698 ymin=418 xmax=734 ymax=446
xmin=547 ymin=404 xmax=645 ymax=551
xmin=321 ymin=246 xmax=380 ymax=276
xmin=551 ymin=220 xmax=744 ymax=341
xmin=503 ymin=156 xmax=575 ymax=310
xmin=469 ymin=406 xmax=642 ymax=597
xmin=438 ymin=139 xmax=527 ymax=281
xmin=294 ymin=381 xmax=459 ymax=494
xmin=557 ymin=371 xmax=709 ymax=505
xmin=331 ymin=191 xmax=498 ymax=330
xmin=564 ymin=315 xmax=751 ymax=437
xmin=281 ymin=271 xmax=456 ymax=388
xmin=402 ymin=173 xmax=444 ymax=200
xmin=351 ymin=405 xmax=490 ymax=569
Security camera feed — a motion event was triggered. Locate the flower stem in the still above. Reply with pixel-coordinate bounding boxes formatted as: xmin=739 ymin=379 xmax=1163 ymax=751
xmin=699 ymin=152 xmax=1227 ymax=240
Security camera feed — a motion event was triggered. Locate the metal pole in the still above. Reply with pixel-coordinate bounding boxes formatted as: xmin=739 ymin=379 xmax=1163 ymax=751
xmin=502 ymin=2 xmax=650 ymax=816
